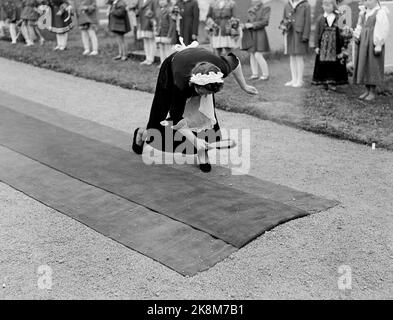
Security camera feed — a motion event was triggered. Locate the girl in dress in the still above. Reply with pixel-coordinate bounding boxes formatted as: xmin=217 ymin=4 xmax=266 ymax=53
xmin=155 ymin=0 xmax=176 ymax=66
xmin=21 ymin=0 xmax=45 ymax=46
xmin=108 ymin=0 xmax=131 ymax=61
xmin=280 ymin=0 xmax=311 ymax=87
xmin=135 ymin=0 xmax=157 ymax=65
xmin=353 ymin=0 xmax=390 ymax=101
xmin=312 ymin=0 xmax=348 ymax=90
xmin=75 ymin=0 xmax=99 ymax=56
xmin=47 ymin=0 xmax=73 ymax=50
xmin=0 ymin=0 xmax=22 ymax=44
xmin=131 ymin=45 xmax=258 ymax=172
xmin=243 ymin=0 xmax=271 ymax=81
xmin=206 ymin=0 xmax=238 ymax=55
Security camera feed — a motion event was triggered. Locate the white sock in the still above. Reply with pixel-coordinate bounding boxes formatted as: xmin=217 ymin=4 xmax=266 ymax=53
xmin=296 ymin=56 xmax=304 ymax=85
xmin=81 ymin=30 xmax=90 ymax=51
xmin=250 ymin=53 xmax=258 ymax=76
xmin=9 ymin=23 xmax=17 ymax=43
xmin=255 ymin=52 xmax=269 ymax=76
xmin=88 ymin=28 xmax=98 ymax=52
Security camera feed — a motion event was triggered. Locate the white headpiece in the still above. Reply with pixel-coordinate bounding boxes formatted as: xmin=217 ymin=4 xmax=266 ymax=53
xmin=190 ymin=72 xmax=224 ymax=86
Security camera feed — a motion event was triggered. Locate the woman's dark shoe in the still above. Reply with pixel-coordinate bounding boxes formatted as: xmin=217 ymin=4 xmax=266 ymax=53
xmin=199 ymin=162 xmax=212 ymax=173
xmin=132 ymin=128 xmax=144 ymax=155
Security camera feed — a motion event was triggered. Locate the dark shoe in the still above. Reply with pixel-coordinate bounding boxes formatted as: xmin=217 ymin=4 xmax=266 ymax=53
xmin=132 ymin=128 xmax=143 ymax=155
xmin=199 ymin=162 xmax=212 ymax=173
xmin=113 ymin=55 xmax=122 ymax=60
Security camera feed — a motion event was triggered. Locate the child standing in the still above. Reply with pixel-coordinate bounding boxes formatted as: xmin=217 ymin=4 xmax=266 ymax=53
xmin=353 ymin=0 xmax=390 ymax=101
xmin=312 ymin=0 xmax=348 ymax=90
xmin=155 ymin=0 xmax=176 ymax=66
xmin=135 ymin=0 xmax=157 ymax=65
xmin=243 ymin=0 xmax=271 ymax=81
xmin=108 ymin=0 xmax=131 ymax=61
xmin=47 ymin=0 xmax=73 ymax=50
xmin=75 ymin=0 xmax=99 ymax=56
xmin=281 ymin=0 xmax=311 ymax=87
xmin=21 ymin=0 xmax=45 ymax=46
xmin=0 ymin=0 xmax=21 ymax=44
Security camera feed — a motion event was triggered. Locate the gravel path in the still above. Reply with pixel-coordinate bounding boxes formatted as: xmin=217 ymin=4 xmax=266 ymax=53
xmin=0 ymin=57 xmax=392 ymax=299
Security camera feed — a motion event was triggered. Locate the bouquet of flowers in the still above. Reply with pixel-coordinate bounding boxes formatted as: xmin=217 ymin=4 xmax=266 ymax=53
xmin=337 ymin=26 xmax=353 ymax=65
xmin=279 ymin=9 xmax=295 ymax=34
xmin=226 ymin=17 xmax=240 ymax=38
xmin=205 ymin=17 xmax=219 ymax=37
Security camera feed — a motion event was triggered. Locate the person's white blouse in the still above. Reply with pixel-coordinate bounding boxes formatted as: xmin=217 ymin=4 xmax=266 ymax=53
xmin=372 ymin=6 xmax=390 ymax=46
xmin=353 ymin=5 xmax=390 ymax=47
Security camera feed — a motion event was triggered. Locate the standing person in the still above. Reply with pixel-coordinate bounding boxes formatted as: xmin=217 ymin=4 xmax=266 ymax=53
xmin=75 ymin=0 xmax=99 ymax=56
xmin=280 ymin=0 xmax=311 ymax=87
xmin=131 ymin=46 xmax=258 ymax=172
xmin=312 ymin=0 xmax=348 ymax=90
xmin=206 ymin=0 xmax=238 ymax=55
xmin=135 ymin=0 xmax=157 ymax=65
xmin=47 ymin=0 xmax=73 ymax=50
xmin=243 ymin=0 xmax=271 ymax=81
xmin=21 ymin=0 xmax=45 ymax=46
xmin=353 ymin=0 xmax=390 ymax=101
xmin=178 ymin=0 xmax=199 ymax=45
xmin=155 ymin=0 xmax=176 ymax=66
xmin=108 ymin=0 xmax=131 ymax=61
xmin=0 ymin=0 xmax=22 ymax=44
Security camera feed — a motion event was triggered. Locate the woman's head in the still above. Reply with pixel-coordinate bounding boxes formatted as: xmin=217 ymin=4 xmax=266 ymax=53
xmin=251 ymin=0 xmax=262 ymax=6
xmin=159 ymin=0 xmax=169 ymax=7
xmin=190 ymin=62 xmax=224 ymax=95
xmin=322 ymin=0 xmax=338 ymax=13
xmin=364 ymin=0 xmax=379 ymax=9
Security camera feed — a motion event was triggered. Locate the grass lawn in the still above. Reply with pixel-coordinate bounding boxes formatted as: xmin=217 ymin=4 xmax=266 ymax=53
xmin=1 ymin=28 xmax=392 ymax=150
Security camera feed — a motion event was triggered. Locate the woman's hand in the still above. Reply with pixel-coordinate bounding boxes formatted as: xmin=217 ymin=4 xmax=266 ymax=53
xmin=245 ymin=23 xmax=253 ymax=29
xmin=195 ymin=138 xmax=209 ymax=152
xmin=243 ymin=85 xmax=258 ymax=95
xmin=315 ymin=47 xmax=320 ymax=55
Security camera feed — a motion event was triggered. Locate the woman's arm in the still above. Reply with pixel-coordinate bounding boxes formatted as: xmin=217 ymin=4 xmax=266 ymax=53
xmin=232 ymin=61 xmax=258 ymax=95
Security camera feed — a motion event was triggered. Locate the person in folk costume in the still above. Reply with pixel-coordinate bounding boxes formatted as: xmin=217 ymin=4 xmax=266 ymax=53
xmin=155 ymin=0 xmax=177 ymax=66
xmin=178 ymin=0 xmax=199 ymax=45
xmin=107 ymin=0 xmax=131 ymax=61
xmin=312 ymin=0 xmax=349 ymax=90
xmin=21 ymin=0 xmax=46 ymax=46
xmin=45 ymin=0 xmax=73 ymax=50
xmin=134 ymin=0 xmax=157 ymax=65
xmin=75 ymin=0 xmax=99 ymax=56
xmin=243 ymin=0 xmax=271 ymax=81
xmin=131 ymin=44 xmax=258 ymax=172
xmin=281 ymin=0 xmax=311 ymax=88
xmin=353 ymin=0 xmax=390 ymax=102
xmin=206 ymin=0 xmax=238 ymax=55
xmin=0 ymin=0 xmax=22 ymax=44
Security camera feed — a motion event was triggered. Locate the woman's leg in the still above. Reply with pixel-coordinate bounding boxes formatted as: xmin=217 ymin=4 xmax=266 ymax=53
xmin=81 ymin=29 xmax=90 ymax=53
xmin=285 ymin=55 xmax=297 ymax=86
xmin=293 ymin=55 xmax=304 ymax=87
xmin=9 ymin=23 xmax=17 ymax=44
xmin=158 ymin=43 xmax=165 ymax=65
xmin=255 ymin=52 xmax=269 ymax=78
xmin=148 ymin=38 xmax=156 ymax=63
xmin=120 ymin=35 xmax=127 ymax=59
xmin=359 ymin=85 xmax=370 ymax=99
xmin=249 ymin=53 xmax=259 ymax=78
xmin=33 ymin=25 xmax=45 ymax=45
xmin=365 ymin=85 xmax=376 ymax=101
xmin=88 ymin=27 xmax=98 ymax=54
xmin=21 ymin=22 xmax=32 ymax=45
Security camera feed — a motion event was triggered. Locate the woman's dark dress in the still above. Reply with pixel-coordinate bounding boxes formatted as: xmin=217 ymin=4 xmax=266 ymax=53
xmin=145 ymin=47 xmax=239 ymax=154
xmin=312 ymin=14 xmax=348 ymax=86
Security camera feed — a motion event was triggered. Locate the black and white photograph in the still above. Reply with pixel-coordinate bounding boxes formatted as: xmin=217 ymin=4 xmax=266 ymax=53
xmin=0 ymin=0 xmax=392 ymax=304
